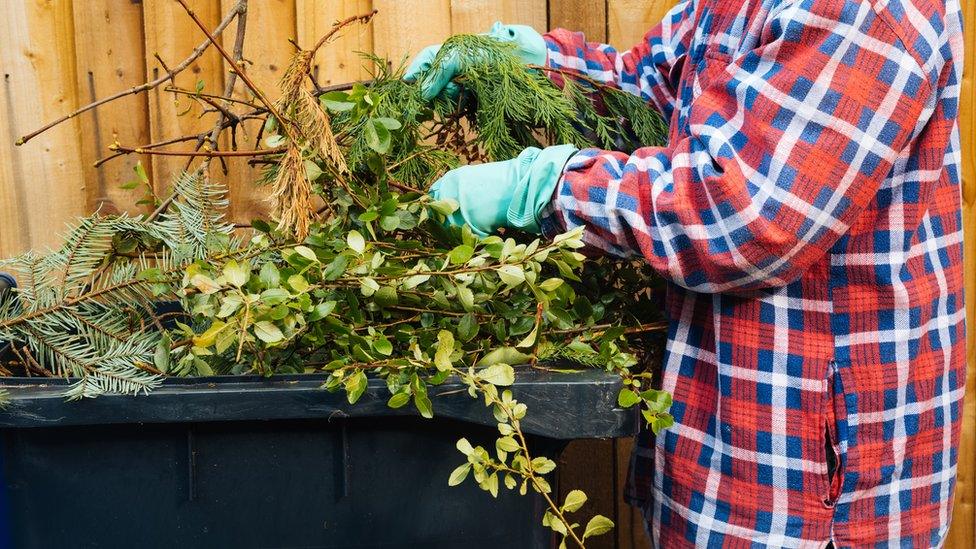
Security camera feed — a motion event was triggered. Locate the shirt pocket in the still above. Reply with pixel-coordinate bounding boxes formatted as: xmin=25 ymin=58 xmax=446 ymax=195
xmin=692 ymin=48 xmax=734 ymax=99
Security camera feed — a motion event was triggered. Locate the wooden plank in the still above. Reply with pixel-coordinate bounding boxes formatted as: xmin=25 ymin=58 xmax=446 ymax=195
xmin=607 ymin=0 xmax=675 ymax=50
xmin=557 ymin=439 xmax=616 ymax=549
xmin=219 ymin=0 xmax=297 ymax=225
xmin=72 ymin=0 xmax=152 ymax=215
xmin=142 ymin=0 xmax=225 ymax=199
xmin=548 ymin=0 xmax=607 ymax=42
xmin=372 ymin=0 xmax=453 ymax=66
xmin=948 ymin=0 xmax=975 ymax=546
xmin=296 ymin=0 xmax=375 ymax=86
xmin=614 ymin=437 xmax=653 ymax=548
xmin=449 ymin=0 xmax=547 ymax=35
xmin=0 ymin=0 xmax=85 ymax=257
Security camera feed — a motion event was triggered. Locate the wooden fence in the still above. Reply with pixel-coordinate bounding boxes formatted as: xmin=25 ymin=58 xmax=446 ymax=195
xmin=0 ymin=1 xmax=972 ymax=547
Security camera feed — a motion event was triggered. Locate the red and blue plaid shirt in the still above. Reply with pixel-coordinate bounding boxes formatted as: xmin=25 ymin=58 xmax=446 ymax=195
xmin=540 ymin=0 xmax=966 ymax=546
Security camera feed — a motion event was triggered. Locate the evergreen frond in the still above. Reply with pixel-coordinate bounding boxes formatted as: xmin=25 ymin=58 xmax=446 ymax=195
xmin=157 ymin=169 xmax=233 ymax=260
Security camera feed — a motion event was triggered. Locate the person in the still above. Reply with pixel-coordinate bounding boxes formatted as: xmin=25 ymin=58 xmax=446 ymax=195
xmin=406 ymin=0 xmax=966 ymax=547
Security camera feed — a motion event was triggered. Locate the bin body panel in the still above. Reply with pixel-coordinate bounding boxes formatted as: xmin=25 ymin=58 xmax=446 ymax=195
xmin=2 ymin=417 xmax=555 ymax=549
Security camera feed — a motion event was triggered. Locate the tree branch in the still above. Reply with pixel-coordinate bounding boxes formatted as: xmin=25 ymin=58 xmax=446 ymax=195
xmin=16 ymin=0 xmax=247 ymax=146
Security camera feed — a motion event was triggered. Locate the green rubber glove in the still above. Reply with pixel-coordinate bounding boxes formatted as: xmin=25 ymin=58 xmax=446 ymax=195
xmin=429 ymin=144 xmax=578 ymax=236
xmin=404 ymin=22 xmax=547 ymax=102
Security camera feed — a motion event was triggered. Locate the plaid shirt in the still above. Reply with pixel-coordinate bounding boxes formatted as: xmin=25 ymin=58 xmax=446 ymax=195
xmin=540 ymin=0 xmax=965 ymax=546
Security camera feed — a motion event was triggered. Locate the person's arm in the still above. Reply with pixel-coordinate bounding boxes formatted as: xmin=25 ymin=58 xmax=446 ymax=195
xmin=543 ymin=0 xmax=694 ymax=119
xmin=540 ymin=2 xmax=935 ymax=294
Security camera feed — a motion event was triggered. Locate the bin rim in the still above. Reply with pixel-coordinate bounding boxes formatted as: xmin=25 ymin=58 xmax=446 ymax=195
xmin=0 ymin=367 xmax=636 ymax=440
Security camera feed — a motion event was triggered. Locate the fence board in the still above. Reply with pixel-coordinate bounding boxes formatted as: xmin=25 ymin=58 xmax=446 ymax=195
xmin=142 ymin=0 xmax=225 ymax=199
xmin=72 ymin=0 xmax=152 ymax=215
xmin=372 ymin=0 xmax=452 ymax=66
xmin=297 ymin=0 xmax=375 ymax=86
xmin=449 ymin=0 xmax=547 ymax=34
xmin=608 ymin=0 xmax=673 ymax=50
xmin=218 ymin=0 xmax=297 ymax=224
xmin=548 ymin=0 xmax=607 ymax=42
xmin=0 ymin=0 xmax=85 ymax=257
xmin=948 ymin=0 xmax=975 ymax=545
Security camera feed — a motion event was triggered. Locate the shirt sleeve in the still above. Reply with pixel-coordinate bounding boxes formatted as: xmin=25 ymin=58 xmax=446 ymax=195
xmin=543 ymin=0 xmax=694 ymax=119
xmin=540 ymin=2 xmax=934 ymax=293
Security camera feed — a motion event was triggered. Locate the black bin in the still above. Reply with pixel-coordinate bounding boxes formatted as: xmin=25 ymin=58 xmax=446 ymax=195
xmin=0 ymin=369 xmax=634 ymax=548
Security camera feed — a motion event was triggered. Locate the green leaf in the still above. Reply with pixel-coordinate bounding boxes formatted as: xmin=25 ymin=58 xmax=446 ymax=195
xmin=428 ymin=198 xmax=459 ymax=216
xmin=532 ymin=457 xmax=557 ymax=475
xmin=365 ymin=119 xmax=392 ymax=154
xmin=294 ymin=246 xmax=319 ymax=263
xmin=308 ymin=300 xmax=337 ymax=321
xmin=562 ymin=490 xmax=587 ymax=513
xmin=304 ymin=160 xmax=323 ymax=181
xmin=253 ymin=321 xmax=284 ymax=344
xmin=345 ymin=371 xmax=368 ymax=404
xmin=457 ymin=313 xmax=479 ymax=343
xmin=538 ymin=277 xmax=564 ymax=292
xmin=347 ymin=230 xmax=366 ymax=254
xmin=154 ymin=334 xmax=172 ymax=374
xmin=320 ymin=91 xmax=355 ymax=112
xmin=414 ymin=391 xmax=433 ymax=419
xmin=456 ymin=438 xmax=475 ymax=456
xmin=287 ymin=274 xmax=310 ymax=293
xmin=374 ymin=286 xmax=399 ymax=308
xmin=434 ymin=330 xmax=454 ymax=372
xmin=259 ymin=262 xmax=280 ymax=288
xmin=216 ymin=294 xmax=243 ymax=318
xmin=448 ymin=463 xmax=471 ymax=486
xmin=222 ymin=260 xmax=248 ymax=287
xmin=373 ymin=336 xmax=393 ymax=356
xmin=387 ymin=392 xmax=410 ymax=409
xmin=448 ymin=244 xmax=474 ymax=265
xmin=495 ymin=436 xmax=519 ymax=453
xmin=133 ymin=161 xmax=149 ymax=183
xmin=478 ymin=347 xmax=532 ymax=367
xmin=456 ymin=285 xmax=474 ymax=311
xmin=265 ymin=134 xmax=286 ymax=148
xmin=322 ymin=254 xmax=349 ymax=280
xmin=617 ymin=388 xmax=641 ymax=408
xmin=515 ymin=325 xmax=538 ymax=349
xmin=583 ymin=515 xmax=614 ymax=539
xmin=375 ymin=117 xmax=402 ymax=130
xmin=379 ymin=215 xmax=400 ymax=231
xmin=190 ymin=274 xmax=221 ymax=294
xmin=480 ymin=363 xmax=515 ymax=386
xmin=497 ymin=265 xmax=525 ymax=286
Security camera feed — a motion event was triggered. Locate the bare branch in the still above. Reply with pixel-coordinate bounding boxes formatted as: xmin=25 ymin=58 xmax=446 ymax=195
xmin=16 ymin=0 xmax=248 ymax=146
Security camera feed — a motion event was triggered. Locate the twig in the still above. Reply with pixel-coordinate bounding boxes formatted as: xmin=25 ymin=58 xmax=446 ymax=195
xmin=175 ymin=0 xmax=286 ymax=135
xmin=94 ymin=133 xmax=205 ymax=168
xmin=150 ymin=0 xmax=250 ymax=222
xmin=13 ymin=345 xmax=52 ymax=378
xmin=16 ymin=0 xmax=247 ymax=146
xmin=108 ymin=144 xmax=285 ymax=158
xmin=310 ymin=10 xmax=378 ymax=55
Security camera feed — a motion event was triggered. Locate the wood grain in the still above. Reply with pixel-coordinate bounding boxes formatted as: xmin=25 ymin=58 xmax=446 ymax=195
xmin=449 ymin=0 xmax=547 ymax=34
xmin=217 ymin=0 xmax=297 ymax=225
xmin=72 ymin=0 xmax=152 ymax=215
xmin=296 ymin=0 xmax=375 ymax=86
xmin=0 ymin=0 xmax=85 ymax=257
xmin=608 ymin=0 xmax=674 ymax=50
xmin=142 ymin=0 xmax=225 ymax=199
xmin=948 ymin=0 xmax=975 ymax=545
xmin=372 ymin=0 xmax=453 ymax=64
xmin=548 ymin=0 xmax=607 ymax=42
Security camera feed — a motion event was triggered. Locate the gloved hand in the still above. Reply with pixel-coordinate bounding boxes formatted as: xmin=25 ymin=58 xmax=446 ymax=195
xmin=404 ymin=22 xmax=547 ymax=102
xmin=429 ymin=144 xmax=577 ymax=236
